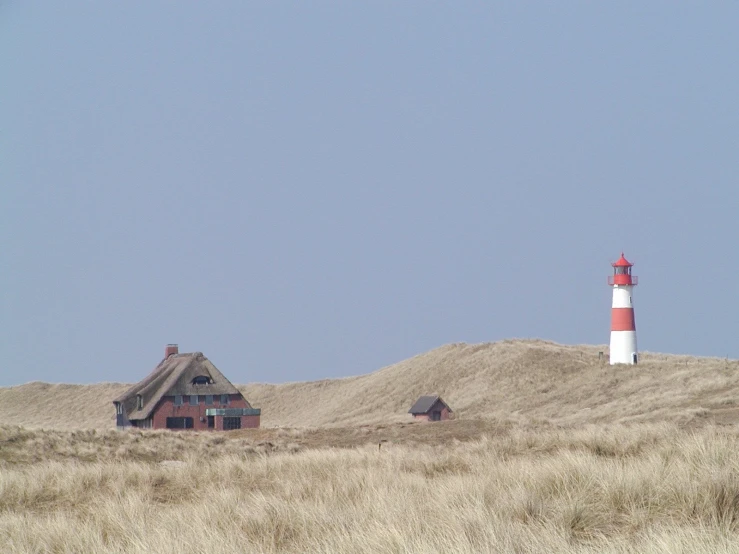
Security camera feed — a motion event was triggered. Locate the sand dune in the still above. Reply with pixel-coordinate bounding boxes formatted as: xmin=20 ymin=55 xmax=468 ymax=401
xmin=2 ymin=339 xmax=738 ymax=430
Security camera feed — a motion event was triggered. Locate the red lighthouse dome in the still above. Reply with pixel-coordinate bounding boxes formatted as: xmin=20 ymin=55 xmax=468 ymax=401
xmin=608 ymin=253 xmax=638 ymax=286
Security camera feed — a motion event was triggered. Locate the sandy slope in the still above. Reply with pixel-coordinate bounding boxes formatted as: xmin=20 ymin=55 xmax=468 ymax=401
xmin=1 ymin=339 xmax=738 ymax=430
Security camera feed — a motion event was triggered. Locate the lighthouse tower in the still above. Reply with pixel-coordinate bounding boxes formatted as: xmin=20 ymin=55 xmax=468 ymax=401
xmin=608 ymin=253 xmax=638 ymax=365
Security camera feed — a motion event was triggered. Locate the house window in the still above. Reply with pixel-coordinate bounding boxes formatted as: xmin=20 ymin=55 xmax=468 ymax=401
xmin=207 ymin=416 xmax=215 ymax=429
xmin=223 ymin=417 xmax=241 ymax=430
xmin=174 ymin=395 xmax=183 ymax=406
xmin=137 ymin=395 xmax=143 ymax=410
xmin=191 ymin=376 xmax=211 ymax=385
xmin=205 ymin=395 xmax=214 ymax=406
xmin=189 ymin=395 xmax=199 ymax=406
xmin=115 ymin=402 xmax=122 ymax=415
xmin=166 ymin=417 xmax=193 ymax=429
xmin=431 ymin=411 xmax=441 ymax=421
xmin=220 ymin=395 xmax=229 ymax=406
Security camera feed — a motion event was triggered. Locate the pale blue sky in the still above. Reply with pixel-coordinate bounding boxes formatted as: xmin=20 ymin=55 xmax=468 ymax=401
xmin=2 ymin=3 xmax=738 ymax=386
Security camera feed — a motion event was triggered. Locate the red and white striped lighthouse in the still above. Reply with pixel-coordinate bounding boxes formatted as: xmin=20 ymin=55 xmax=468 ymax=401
xmin=608 ymin=253 xmax=638 ymax=365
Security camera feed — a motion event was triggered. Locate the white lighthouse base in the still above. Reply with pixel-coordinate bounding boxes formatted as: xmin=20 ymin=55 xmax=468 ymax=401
xmin=610 ymin=331 xmax=638 ymax=365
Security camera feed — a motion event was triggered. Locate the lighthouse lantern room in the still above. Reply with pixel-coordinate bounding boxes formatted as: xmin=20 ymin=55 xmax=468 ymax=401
xmin=608 ymin=253 xmax=638 ymax=365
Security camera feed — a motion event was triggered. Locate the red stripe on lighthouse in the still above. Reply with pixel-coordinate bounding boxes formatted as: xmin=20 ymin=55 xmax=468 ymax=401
xmin=611 ymin=308 xmax=636 ymax=331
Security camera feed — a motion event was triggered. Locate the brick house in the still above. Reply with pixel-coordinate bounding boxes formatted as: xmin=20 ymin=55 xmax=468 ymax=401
xmin=113 ymin=344 xmax=260 ymax=431
xmin=408 ymin=395 xmax=452 ymax=422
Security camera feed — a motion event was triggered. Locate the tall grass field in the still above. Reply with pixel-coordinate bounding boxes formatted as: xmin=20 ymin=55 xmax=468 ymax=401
xmin=2 ymin=340 xmax=739 ymax=552
xmin=3 ymin=423 xmax=739 ymax=553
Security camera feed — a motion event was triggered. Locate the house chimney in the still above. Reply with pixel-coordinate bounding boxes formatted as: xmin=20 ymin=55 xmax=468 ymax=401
xmin=165 ymin=344 xmax=179 ymax=358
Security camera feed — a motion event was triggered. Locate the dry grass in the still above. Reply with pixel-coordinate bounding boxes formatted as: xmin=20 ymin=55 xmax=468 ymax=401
xmin=0 ymin=418 xmax=514 ymax=466
xmin=0 ymin=382 xmax=129 ymax=430
xmin=3 ymin=341 xmax=739 ymax=551
xmin=2 ymin=340 xmax=737 ymax=430
xmin=4 ymin=423 xmax=739 ymax=552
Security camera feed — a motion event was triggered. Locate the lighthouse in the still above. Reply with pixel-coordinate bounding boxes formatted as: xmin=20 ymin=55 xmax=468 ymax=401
xmin=608 ymin=253 xmax=638 ymax=365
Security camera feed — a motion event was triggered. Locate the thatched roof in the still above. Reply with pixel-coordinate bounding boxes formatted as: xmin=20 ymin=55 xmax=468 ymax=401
xmin=113 ymin=352 xmax=245 ymax=421
xmin=408 ymin=395 xmax=452 ymax=415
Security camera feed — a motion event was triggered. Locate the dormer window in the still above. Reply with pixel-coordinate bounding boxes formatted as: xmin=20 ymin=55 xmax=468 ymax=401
xmin=137 ymin=395 xmax=143 ymax=410
xmin=191 ymin=375 xmax=212 ymax=385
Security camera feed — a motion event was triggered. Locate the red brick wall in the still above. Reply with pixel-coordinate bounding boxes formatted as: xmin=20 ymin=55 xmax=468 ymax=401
xmin=151 ymin=394 xmax=250 ymax=431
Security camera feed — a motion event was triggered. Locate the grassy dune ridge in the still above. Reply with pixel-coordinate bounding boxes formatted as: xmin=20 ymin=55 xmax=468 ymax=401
xmin=2 ymin=340 xmax=739 ymax=429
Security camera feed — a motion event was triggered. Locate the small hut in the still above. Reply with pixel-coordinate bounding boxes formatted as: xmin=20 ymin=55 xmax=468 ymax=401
xmin=408 ymin=395 xmax=452 ymax=422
